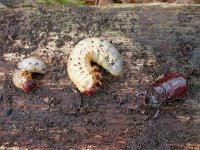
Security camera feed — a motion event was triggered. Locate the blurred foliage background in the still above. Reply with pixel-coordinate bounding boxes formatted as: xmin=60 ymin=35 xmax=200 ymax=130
xmin=0 ymin=0 xmax=199 ymax=7
xmin=37 ymin=0 xmax=85 ymax=5
xmin=0 ymin=0 xmax=85 ymax=6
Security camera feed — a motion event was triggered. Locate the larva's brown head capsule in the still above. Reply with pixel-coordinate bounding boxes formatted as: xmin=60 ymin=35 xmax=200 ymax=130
xmin=22 ymin=80 xmax=37 ymax=93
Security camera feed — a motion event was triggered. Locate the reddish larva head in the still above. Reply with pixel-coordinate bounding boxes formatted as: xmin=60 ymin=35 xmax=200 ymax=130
xmin=84 ymin=90 xmax=93 ymax=95
xmin=22 ymin=80 xmax=36 ymax=93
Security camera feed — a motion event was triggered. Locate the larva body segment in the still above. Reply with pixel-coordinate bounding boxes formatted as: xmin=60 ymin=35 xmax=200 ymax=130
xmin=13 ymin=57 xmax=47 ymax=93
xmin=13 ymin=70 xmax=31 ymax=90
xmin=17 ymin=57 xmax=47 ymax=74
xmin=67 ymin=38 xmax=123 ymax=94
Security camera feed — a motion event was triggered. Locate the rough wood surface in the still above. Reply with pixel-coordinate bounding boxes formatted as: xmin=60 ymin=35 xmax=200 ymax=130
xmin=0 ymin=4 xmax=200 ymax=149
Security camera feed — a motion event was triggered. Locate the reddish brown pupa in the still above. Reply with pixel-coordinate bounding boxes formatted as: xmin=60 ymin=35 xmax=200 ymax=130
xmin=146 ymin=72 xmax=188 ymax=107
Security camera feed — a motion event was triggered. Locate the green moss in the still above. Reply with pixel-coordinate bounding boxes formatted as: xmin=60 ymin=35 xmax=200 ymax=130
xmin=72 ymin=0 xmax=85 ymax=5
xmin=57 ymin=0 xmax=70 ymax=4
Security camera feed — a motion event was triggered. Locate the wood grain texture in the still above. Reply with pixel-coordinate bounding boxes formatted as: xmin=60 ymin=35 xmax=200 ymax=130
xmin=0 ymin=4 xmax=200 ymax=149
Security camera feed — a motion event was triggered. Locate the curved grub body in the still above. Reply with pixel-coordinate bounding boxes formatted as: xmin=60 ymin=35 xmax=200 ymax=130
xmin=13 ymin=57 xmax=47 ymax=93
xmin=146 ymin=72 xmax=188 ymax=107
xmin=67 ymin=38 xmax=123 ymax=94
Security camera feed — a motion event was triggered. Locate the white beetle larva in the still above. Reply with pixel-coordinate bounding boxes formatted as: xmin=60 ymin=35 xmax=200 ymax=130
xmin=13 ymin=57 xmax=47 ymax=93
xmin=67 ymin=38 xmax=123 ymax=94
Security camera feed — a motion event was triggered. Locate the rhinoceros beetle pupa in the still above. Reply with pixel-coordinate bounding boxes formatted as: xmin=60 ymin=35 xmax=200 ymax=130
xmin=137 ymin=68 xmax=188 ymax=118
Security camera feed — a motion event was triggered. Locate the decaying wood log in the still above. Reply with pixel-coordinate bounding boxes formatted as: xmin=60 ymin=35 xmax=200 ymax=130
xmin=0 ymin=4 xmax=200 ymax=149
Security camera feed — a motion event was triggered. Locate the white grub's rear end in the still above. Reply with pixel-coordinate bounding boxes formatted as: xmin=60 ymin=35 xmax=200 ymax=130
xmin=67 ymin=38 xmax=123 ymax=94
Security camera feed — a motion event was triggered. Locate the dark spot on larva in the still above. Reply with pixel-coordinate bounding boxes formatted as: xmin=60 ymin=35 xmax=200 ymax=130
xmin=105 ymin=55 xmax=109 ymax=60
xmin=97 ymin=49 xmax=100 ymax=53
xmin=78 ymin=62 xmax=81 ymax=65
xmin=82 ymin=71 xmax=84 ymax=73
xmin=79 ymin=67 xmax=82 ymax=69
xmin=111 ymin=60 xmax=115 ymax=65
xmin=101 ymin=39 xmax=104 ymax=42
xmin=74 ymin=64 xmax=77 ymax=66
xmin=100 ymin=44 xmax=103 ymax=47
xmin=100 ymin=48 xmax=104 ymax=52
xmin=91 ymin=41 xmax=94 ymax=43
xmin=35 ymin=62 xmax=39 ymax=65
xmin=29 ymin=62 xmax=32 ymax=65
xmin=92 ymin=45 xmax=94 ymax=47
xmin=70 ymin=58 xmax=72 ymax=61
xmin=78 ymin=57 xmax=81 ymax=60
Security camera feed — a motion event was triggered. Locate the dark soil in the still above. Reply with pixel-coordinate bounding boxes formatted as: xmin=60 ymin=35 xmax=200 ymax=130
xmin=0 ymin=5 xmax=200 ymax=150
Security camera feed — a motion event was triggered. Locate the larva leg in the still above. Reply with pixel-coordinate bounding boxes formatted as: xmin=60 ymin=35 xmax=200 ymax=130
xmin=89 ymin=67 xmax=102 ymax=86
xmin=92 ymin=64 xmax=103 ymax=78
xmin=91 ymin=66 xmax=99 ymax=71
xmin=87 ymin=66 xmax=102 ymax=80
xmin=22 ymin=71 xmax=33 ymax=80
xmin=95 ymin=72 xmax=103 ymax=79
xmin=96 ymin=80 xmax=102 ymax=86
xmin=88 ymin=66 xmax=102 ymax=79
